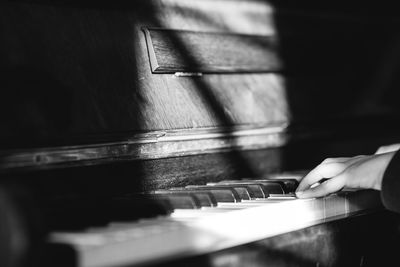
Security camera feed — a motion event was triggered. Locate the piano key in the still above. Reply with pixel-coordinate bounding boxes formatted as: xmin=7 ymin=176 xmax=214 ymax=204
xmin=265 ymin=178 xmax=299 ymax=193
xmin=254 ymin=179 xmax=294 ymax=193
xmin=150 ymin=193 xmax=201 ymax=209
xmin=48 ymin=190 xmax=382 ymax=267
xmin=205 ymin=184 xmax=256 ymax=200
xmin=190 ymin=191 xmax=217 ymax=207
xmin=104 ymin=219 xmax=185 ymax=237
xmin=213 ymin=180 xmax=285 ymax=195
xmin=208 ymin=182 xmax=266 ymax=198
xmin=240 ymin=200 xmax=291 ymax=204
xmin=268 ymin=193 xmax=297 ymax=199
xmin=240 ymin=196 xmax=298 ymax=204
xmin=216 ymin=202 xmax=276 ymax=209
xmin=184 ymin=186 xmax=241 ymax=202
xmin=170 ymin=209 xmax=233 ymax=220
xmin=155 ymin=190 xmax=217 ymax=207
xmin=323 ymin=193 xmax=346 ymax=218
xmin=176 ymin=197 xmax=296 ymax=216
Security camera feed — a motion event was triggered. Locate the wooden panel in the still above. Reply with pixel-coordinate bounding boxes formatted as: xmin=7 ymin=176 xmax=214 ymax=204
xmin=0 ymin=126 xmax=287 ymax=171
xmin=0 ymin=1 xmax=290 ymax=150
xmin=1 ymin=0 xmax=400 ymax=150
xmin=143 ymin=28 xmax=282 ymax=73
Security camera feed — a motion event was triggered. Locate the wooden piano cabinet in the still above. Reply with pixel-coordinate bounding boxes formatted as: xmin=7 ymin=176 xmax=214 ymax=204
xmin=1 ymin=0 xmax=400 ymax=149
xmin=2 ymin=1 xmax=400 ymax=267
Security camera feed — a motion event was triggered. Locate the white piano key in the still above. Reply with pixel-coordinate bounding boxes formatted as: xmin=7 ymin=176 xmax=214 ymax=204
xmin=217 ymin=201 xmax=277 ymax=208
xmin=49 ymin=190 xmax=382 ymax=267
xmin=324 ymin=193 xmax=346 ymax=218
xmin=267 ymin=193 xmax=296 ymax=200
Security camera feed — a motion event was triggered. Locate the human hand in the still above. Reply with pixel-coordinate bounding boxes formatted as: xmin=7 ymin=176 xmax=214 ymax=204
xmin=375 ymin=143 xmax=400 ymax=154
xmin=295 ymin=152 xmax=396 ymax=198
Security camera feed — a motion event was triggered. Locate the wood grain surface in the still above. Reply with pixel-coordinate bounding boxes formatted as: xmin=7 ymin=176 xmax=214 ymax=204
xmin=2 ymin=3 xmax=400 ymax=266
xmin=143 ymin=28 xmax=281 ymax=73
xmin=0 ymin=0 xmax=400 ymax=151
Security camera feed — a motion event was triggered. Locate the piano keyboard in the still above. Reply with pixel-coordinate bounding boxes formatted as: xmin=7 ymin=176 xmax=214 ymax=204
xmin=49 ymin=175 xmax=382 ymax=267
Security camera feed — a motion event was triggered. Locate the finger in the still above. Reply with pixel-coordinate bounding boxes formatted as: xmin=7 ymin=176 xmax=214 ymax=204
xmin=296 ymin=175 xmax=346 ymax=198
xmin=321 ymin=157 xmax=351 ymax=164
xmin=323 ymin=155 xmax=367 ymax=166
xmin=296 ymin=156 xmax=366 ymax=192
xmin=296 ymin=162 xmax=347 ymax=192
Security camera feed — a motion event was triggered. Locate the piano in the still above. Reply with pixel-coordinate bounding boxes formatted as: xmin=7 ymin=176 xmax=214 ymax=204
xmin=2 ymin=1 xmax=400 ymax=267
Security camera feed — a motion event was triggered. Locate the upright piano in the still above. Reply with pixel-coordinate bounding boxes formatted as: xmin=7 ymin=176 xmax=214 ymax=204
xmin=2 ymin=1 xmax=400 ymax=267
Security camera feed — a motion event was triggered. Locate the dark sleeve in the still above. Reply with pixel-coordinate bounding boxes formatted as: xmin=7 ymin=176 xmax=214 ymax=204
xmin=381 ymin=150 xmax=400 ymax=213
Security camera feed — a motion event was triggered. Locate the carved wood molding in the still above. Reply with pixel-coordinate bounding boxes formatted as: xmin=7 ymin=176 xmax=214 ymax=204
xmin=0 ymin=124 xmax=288 ymax=170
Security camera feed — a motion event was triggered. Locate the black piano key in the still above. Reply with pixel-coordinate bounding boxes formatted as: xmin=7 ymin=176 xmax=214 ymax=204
xmin=210 ymin=182 xmax=266 ymax=198
xmin=280 ymin=180 xmax=299 ymax=193
xmin=264 ymin=177 xmax=300 ymax=193
xmin=232 ymin=187 xmax=251 ymax=200
xmin=247 ymin=179 xmax=295 ymax=194
xmin=184 ymin=186 xmax=241 ymax=202
xmin=156 ymin=189 xmax=217 ymax=207
xmin=151 ymin=192 xmax=201 ymax=209
xmin=207 ymin=184 xmax=255 ymax=200
xmin=255 ymin=180 xmax=289 ymax=194
xmin=224 ymin=180 xmax=285 ymax=195
xmin=186 ymin=192 xmax=216 ymax=207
